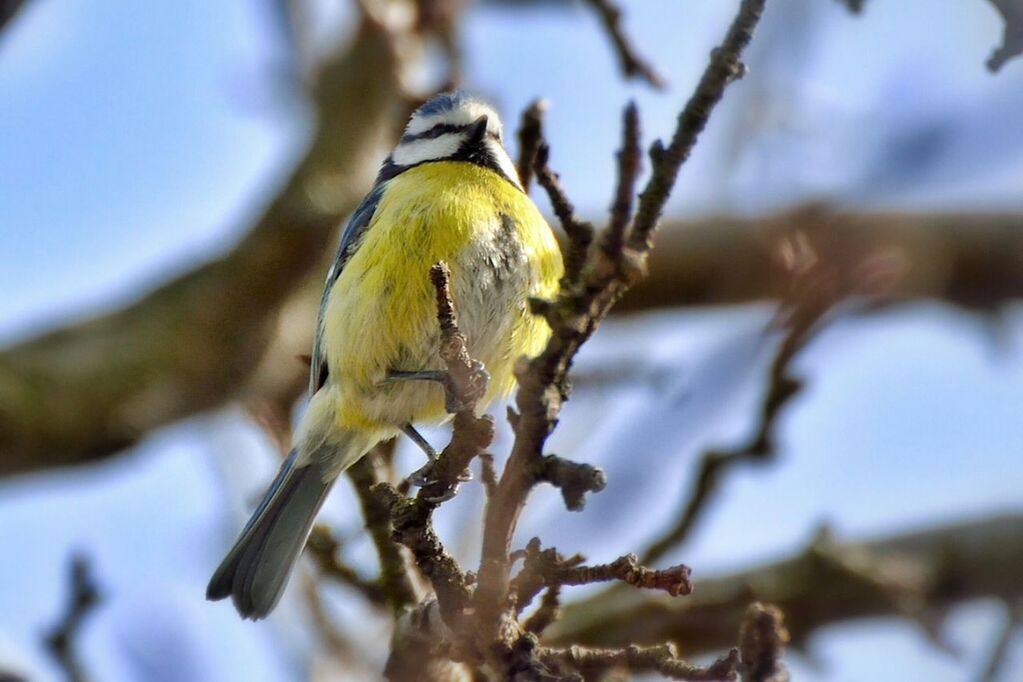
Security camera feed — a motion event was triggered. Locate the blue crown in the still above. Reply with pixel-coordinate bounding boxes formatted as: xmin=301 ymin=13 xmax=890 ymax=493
xmin=415 ymin=90 xmax=477 ymax=117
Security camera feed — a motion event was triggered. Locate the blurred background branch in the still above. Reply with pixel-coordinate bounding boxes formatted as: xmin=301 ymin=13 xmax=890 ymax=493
xmin=0 ymin=15 xmax=406 ymax=476
xmin=2 ymin=0 xmax=1023 ymax=679
xmin=552 ymin=513 xmax=1023 ymax=657
xmin=0 ymin=0 xmax=25 ymax=32
xmin=45 ymin=555 xmax=101 ymax=682
xmin=3 ymin=206 xmax=1022 ymax=477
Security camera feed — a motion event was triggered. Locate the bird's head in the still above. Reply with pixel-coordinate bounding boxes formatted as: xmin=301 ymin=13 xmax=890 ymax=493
xmin=387 ymin=91 xmax=522 ymax=189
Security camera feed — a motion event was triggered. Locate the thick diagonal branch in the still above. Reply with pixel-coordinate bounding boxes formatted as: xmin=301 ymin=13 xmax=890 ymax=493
xmin=0 ymin=18 xmax=403 ymax=476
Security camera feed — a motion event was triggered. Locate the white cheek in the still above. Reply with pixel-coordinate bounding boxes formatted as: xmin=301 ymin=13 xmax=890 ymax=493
xmin=392 ymin=134 xmax=463 ymax=166
xmin=488 ymin=140 xmax=523 ymax=190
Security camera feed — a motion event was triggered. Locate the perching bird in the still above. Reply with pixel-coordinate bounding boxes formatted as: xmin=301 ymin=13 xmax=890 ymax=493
xmin=207 ymin=91 xmax=564 ymax=619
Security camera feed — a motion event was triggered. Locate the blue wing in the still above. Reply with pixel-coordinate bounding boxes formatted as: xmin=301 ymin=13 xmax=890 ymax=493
xmin=309 ymin=181 xmax=387 ymax=393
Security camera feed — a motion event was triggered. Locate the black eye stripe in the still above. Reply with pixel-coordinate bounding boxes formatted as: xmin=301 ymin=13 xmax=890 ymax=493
xmin=401 ymin=123 xmax=467 ymax=143
xmin=401 ymin=122 xmax=502 ymax=144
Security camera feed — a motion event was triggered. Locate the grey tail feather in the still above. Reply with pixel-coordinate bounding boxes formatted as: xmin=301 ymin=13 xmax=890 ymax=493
xmin=207 ymin=447 xmax=334 ymax=619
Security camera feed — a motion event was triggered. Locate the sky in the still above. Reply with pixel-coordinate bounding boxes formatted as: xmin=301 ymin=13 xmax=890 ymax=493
xmin=1 ymin=0 xmax=1022 ymax=680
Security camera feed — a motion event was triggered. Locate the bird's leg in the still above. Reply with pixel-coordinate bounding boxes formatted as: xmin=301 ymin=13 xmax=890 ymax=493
xmin=401 ymin=423 xmax=472 ymax=495
xmin=402 ymin=423 xmax=438 ymax=487
xmin=385 ymin=362 xmax=490 ymax=414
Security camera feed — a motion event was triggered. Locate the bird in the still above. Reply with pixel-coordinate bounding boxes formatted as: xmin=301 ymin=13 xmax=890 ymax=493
xmin=207 ymin=91 xmax=564 ymax=619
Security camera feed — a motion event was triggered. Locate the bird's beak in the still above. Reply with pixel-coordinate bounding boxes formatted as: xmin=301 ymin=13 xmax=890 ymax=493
xmin=469 ymin=115 xmax=490 ymax=145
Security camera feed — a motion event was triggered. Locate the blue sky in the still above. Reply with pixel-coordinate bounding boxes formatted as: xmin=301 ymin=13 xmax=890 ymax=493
xmin=1 ymin=1 xmax=1022 ymax=680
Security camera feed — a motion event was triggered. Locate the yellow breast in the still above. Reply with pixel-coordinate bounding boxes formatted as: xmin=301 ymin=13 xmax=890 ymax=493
xmin=322 ymin=161 xmax=563 ymax=430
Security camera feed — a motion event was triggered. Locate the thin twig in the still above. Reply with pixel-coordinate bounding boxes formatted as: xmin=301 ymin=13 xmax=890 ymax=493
xmin=602 ymin=101 xmax=642 ymax=263
xmin=556 ymin=555 xmax=692 ymax=597
xmin=739 ymin=603 xmax=790 ymax=682
xmin=473 ymin=3 xmax=769 ymax=674
xmin=533 ymin=143 xmax=594 ymax=287
xmin=307 ymin=524 xmax=389 ymax=606
xmin=523 ymin=586 xmax=562 ymax=635
xmin=516 ymin=98 xmax=548 ymax=192
xmin=346 ymin=444 xmax=420 ymax=612
xmin=300 ymin=571 xmax=362 ymax=667
xmin=630 ymin=0 xmax=764 ymax=251
xmin=583 ymin=0 xmax=667 ymax=88
xmin=554 ymin=513 xmax=1023 ymax=659
xmin=535 ymin=453 xmax=607 ymax=511
xmin=479 ymin=453 xmax=498 ymax=498
xmin=380 ymin=262 xmax=495 ymax=627
xmin=641 ymin=233 xmax=843 ymax=565
xmin=380 ymin=483 xmax=475 ymax=627
xmin=511 ymin=538 xmax=585 ymax=614
xmin=45 ymin=555 xmax=101 ymax=682
xmin=986 ymin=0 xmax=1023 ymax=72
xmin=512 ymin=539 xmax=693 ymax=619
xmin=537 ymin=643 xmax=740 ymax=681
xmin=974 ymin=600 xmax=1022 ymax=682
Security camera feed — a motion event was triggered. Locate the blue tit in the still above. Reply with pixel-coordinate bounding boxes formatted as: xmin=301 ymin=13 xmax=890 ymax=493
xmin=207 ymin=91 xmax=564 ymax=619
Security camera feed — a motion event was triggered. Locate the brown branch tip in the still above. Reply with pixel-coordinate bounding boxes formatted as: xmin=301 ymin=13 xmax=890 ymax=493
xmin=584 ymin=0 xmax=667 ymax=88
xmin=516 ymin=98 xmax=548 ymax=192
xmin=536 ymin=453 xmax=607 ymax=511
xmin=533 ymin=143 xmax=595 ymax=287
xmin=513 ymin=537 xmax=693 ymax=618
xmin=739 ymin=602 xmax=790 ymax=682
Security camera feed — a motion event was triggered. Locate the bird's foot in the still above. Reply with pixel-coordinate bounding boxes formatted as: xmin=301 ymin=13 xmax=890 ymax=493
xmin=385 ymin=362 xmax=490 ymax=414
xmin=407 ymin=461 xmax=473 ymax=503
xmin=401 ymin=422 xmax=472 ymax=499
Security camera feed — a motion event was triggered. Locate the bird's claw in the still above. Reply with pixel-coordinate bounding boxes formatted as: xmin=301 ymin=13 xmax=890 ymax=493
xmin=407 ymin=460 xmax=474 ymax=501
xmin=407 ymin=460 xmax=438 ymax=488
xmin=444 ymin=360 xmax=490 ymax=414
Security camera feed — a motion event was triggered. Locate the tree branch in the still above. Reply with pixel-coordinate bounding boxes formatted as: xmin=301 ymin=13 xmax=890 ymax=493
xmin=582 ymin=0 xmax=666 ymax=88
xmin=553 ymin=513 xmax=1023 ymax=656
xmin=617 ymin=209 xmax=1023 ymax=313
xmin=629 ymin=0 xmax=761 ymax=251
xmin=642 ymin=233 xmax=849 ymax=564
xmin=533 ymin=143 xmax=594 ymax=287
xmin=45 ymin=554 xmax=101 ymax=682
xmin=343 ymin=444 xmax=422 ymax=613
xmin=986 ymin=0 xmax=1023 ymax=72
xmin=536 ymin=643 xmax=740 ymax=681
xmin=0 ymin=17 xmax=404 ymax=476
xmin=307 ymin=524 xmax=389 ymax=606
xmin=380 ymin=262 xmax=495 ymax=628
xmin=473 ymin=1 xmax=767 ymax=674
xmin=511 ymin=538 xmax=693 ymax=618
xmin=516 ymin=98 xmax=548 ymax=193
xmin=9 ymin=204 xmax=1023 ymax=479
xmin=0 ymin=0 xmax=26 ymax=32
xmin=739 ymin=603 xmax=789 ymax=682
